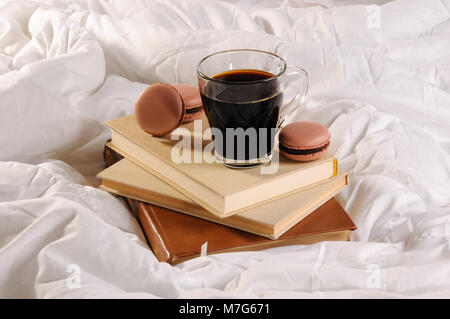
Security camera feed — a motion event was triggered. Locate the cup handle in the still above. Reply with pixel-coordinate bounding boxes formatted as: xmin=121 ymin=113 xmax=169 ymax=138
xmin=278 ymin=65 xmax=309 ymax=128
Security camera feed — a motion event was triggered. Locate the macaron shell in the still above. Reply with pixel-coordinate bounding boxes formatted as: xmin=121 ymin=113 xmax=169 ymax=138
xmin=171 ymin=83 xmax=204 ymax=123
xmin=279 ymin=121 xmax=330 ymax=150
xmin=134 ymin=83 xmax=185 ymax=136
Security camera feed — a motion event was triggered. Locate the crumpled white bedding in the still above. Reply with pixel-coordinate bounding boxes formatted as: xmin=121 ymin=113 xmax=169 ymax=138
xmin=0 ymin=0 xmax=449 ymax=298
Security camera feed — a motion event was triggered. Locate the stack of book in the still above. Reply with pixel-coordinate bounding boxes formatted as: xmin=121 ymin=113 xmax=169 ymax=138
xmin=97 ymin=114 xmax=356 ymax=265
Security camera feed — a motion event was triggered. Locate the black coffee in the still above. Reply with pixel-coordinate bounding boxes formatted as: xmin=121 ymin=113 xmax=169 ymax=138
xmin=201 ymin=69 xmax=283 ymax=161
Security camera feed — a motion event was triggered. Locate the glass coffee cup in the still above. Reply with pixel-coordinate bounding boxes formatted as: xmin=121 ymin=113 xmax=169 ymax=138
xmin=197 ymin=49 xmax=309 ymax=168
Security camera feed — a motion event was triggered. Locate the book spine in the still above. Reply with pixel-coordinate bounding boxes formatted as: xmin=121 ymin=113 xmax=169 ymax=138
xmin=124 ymin=197 xmax=139 ymax=219
xmin=103 ymin=139 xmax=124 ymax=167
xmin=137 ymin=203 xmax=172 ymax=264
xmin=124 ymin=194 xmax=172 ymax=263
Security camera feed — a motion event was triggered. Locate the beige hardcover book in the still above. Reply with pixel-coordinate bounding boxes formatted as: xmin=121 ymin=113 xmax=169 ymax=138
xmin=98 ymin=158 xmax=347 ymax=239
xmin=106 ymin=114 xmax=337 ymax=218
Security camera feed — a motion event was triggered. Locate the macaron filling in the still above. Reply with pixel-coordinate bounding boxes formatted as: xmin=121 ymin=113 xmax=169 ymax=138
xmin=279 ymin=141 xmax=330 ymax=155
xmin=185 ymin=106 xmax=203 ymax=114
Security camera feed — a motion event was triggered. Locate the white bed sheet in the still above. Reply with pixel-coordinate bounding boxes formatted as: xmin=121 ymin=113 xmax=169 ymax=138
xmin=0 ymin=0 xmax=449 ymax=298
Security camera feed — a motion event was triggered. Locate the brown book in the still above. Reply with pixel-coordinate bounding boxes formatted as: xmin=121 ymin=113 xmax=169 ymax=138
xmin=126 ymin=197 xmax=356 ymax=265
xmin=103 ymin=140 xmax=124 ymax=167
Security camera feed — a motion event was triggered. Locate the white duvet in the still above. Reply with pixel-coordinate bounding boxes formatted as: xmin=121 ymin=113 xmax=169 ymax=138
xmin=1 ymin=0 xmax=449 ymax=298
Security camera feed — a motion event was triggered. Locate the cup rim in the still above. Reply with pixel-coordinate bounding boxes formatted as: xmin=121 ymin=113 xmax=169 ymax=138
xmin=196 ymin=49 xmax=287 ymax=85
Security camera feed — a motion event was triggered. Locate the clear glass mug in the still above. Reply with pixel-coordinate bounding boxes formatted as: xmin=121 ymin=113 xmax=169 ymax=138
xmin=197 ymin=49 xmax=309 ymax=168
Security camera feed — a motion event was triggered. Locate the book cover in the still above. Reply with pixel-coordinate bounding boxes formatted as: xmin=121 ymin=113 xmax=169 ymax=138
xmin=106 ymin=114 xmax=337 ymax=218
xmin=130 ymin=197 xmax=356 ymax=265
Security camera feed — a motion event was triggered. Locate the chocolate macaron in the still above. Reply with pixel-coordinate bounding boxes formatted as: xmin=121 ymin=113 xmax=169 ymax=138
xmin=134 ymin=83 xmax=203 ymax=136
xmin=279 ymin=122 xmax=330 ymax=162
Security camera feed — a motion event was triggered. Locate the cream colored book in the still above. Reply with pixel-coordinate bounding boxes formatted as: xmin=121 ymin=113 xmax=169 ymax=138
xmin=106 ymin=114 xmax=337 ymax=218
xmin=97 ymin=158 xmax=347 ymax=239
